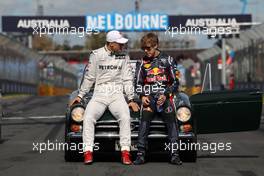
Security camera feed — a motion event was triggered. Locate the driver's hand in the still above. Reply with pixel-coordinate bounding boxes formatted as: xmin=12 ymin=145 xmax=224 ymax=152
xmin=142 ymin=96 xmax=150 ymax=106
xmin=157 ymin=94 xmax=166 ymax=105
xmin=128 ymin=101 xmax=140 ymax=112
xmin=69 ymin=96 xmax=82 ymax=107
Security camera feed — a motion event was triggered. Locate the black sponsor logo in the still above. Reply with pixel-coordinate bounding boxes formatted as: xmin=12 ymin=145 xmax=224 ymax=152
xmin=115 ymin=55 xmax=126 ymax=59
xmin=99 ymin=65 xmax=122 ymax=70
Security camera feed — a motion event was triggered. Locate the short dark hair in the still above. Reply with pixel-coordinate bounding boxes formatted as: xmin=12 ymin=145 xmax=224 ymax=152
xmin=141 ymin=33 xmax=159 ymax=48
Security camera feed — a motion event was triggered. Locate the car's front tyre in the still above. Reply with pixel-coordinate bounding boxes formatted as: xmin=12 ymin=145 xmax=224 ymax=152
xmin=64 ymin=140 xmax=83 ymax=162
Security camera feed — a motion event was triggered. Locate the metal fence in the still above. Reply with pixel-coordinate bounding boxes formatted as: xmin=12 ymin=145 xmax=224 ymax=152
xmin=197 ymin=23 xmax=264 ymax=90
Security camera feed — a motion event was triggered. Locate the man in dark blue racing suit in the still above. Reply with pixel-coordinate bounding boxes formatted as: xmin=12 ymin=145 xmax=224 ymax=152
xmin=134 ymin=33 xmax=182 ymax=165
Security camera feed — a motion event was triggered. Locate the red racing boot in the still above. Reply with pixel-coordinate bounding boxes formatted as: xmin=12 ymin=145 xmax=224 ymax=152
xmin=84 ymin=151 xmax=93 ymax=164
xmin=121 ymin=150 xmax=132 ymax=165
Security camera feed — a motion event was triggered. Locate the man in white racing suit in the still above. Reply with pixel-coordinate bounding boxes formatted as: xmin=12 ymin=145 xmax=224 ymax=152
xmin=70 ymin=30 xmax=139 ymax=165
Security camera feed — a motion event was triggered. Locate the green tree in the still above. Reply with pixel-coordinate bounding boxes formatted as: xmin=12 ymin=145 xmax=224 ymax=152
xmin=62 ymin=39 xmax=71 ymax=50
xmin=32 ymin=35 xmax=55 ymax=51
xmin=72 ymin=45 xmax=84 ymax=50
xmin=85 ymin=33 xmax=106 ymax=50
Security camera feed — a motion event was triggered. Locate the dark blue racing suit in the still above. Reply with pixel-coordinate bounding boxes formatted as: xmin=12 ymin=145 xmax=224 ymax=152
xmin=135 ymin=51 xmax=180 ymax=154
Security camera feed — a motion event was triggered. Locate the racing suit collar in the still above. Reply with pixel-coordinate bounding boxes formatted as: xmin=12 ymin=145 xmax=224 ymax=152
xmin=144 ymin=49 xmax=162 ymax=61
xmin=155 ymin=49 xmax=162 ymax=59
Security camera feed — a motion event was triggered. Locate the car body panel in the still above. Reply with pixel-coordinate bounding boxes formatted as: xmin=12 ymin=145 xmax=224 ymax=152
xmin=190 ymin=89 xmax=262 ymax=134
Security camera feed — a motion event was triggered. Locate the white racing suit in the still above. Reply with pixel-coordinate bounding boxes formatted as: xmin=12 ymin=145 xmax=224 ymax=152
xmin=78 ymin=46 xmax=134 ymax=152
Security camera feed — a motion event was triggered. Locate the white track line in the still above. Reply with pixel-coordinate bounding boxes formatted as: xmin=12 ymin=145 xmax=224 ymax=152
xmin=1 ymin=115 xmax=65 ymax=120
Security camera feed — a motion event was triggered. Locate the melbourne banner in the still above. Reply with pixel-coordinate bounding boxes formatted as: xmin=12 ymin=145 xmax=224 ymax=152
xmin=2 ymin=14 xmax=251 ymax=33
xmin=86 ymin=13 xmax=168 ymax=31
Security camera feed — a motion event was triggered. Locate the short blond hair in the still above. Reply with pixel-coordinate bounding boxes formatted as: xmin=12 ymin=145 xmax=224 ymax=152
xmin=141 ymin=33 xmax=159 ymax=48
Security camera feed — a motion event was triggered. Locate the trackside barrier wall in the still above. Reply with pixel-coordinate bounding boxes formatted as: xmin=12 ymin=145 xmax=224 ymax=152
xmin=0 ymin=34 xmax=78 ymax=96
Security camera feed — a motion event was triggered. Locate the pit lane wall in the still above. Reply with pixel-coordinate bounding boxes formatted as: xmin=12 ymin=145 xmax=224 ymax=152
xmin=0 ymin=34 xmax=78 ymax=96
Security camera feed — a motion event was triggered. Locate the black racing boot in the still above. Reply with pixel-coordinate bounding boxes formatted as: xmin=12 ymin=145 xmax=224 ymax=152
xmin=133 ymin=151 xmax=146 ymax=165
xmin=170 ymin=152 xmax=182 ymax=165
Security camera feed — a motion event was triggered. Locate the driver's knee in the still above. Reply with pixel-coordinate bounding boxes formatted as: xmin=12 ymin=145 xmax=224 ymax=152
xmin=141 ymin=107 xmax=154 ymax=122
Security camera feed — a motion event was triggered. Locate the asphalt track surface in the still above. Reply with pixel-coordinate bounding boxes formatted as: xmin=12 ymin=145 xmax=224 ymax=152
xmin=0 ymin=96 xmax=264 ymax=176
